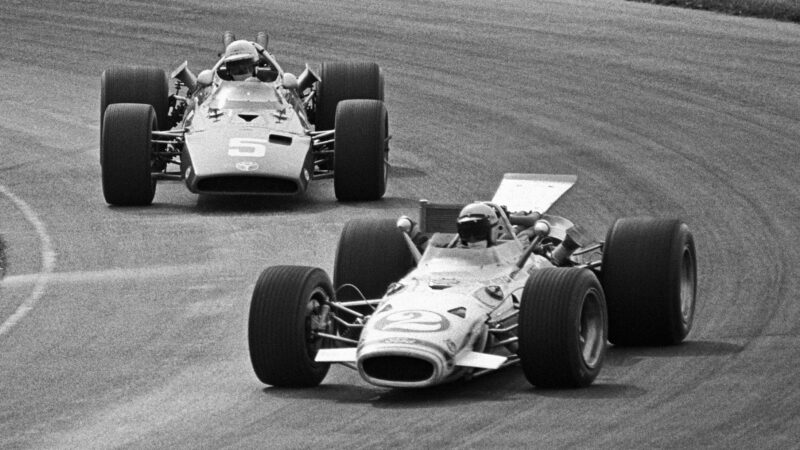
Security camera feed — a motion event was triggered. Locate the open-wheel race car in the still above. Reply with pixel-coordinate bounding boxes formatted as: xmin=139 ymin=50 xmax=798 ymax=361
xmin=100 ymin=31 xmax=388 ymax=205
xmin=247 ymin=174 xmax=698 ymax=389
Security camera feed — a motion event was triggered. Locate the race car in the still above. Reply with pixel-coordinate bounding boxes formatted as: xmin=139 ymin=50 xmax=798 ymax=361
xmin=247 ymin=174 xmax=698 ymax=389
xmin=100 ymin=31 xmax=388 ymax=205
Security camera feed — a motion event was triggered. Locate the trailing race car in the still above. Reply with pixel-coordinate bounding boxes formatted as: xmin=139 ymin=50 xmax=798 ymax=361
xmin=247 ymin=174 xmax=698 ymax=389
xmin=100 ymin=31 xmax=388 ymax=205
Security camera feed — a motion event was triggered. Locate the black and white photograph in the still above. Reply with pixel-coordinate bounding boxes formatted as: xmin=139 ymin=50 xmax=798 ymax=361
xmin=1 ymin=0 xmax=798 ymax=447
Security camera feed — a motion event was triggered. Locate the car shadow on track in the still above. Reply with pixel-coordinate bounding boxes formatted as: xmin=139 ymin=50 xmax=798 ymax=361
xmin=605 ymin=339 xmax=744 ymax=368
xmin=106 ymin=192 xmax=419 ymax=217
xmin=390 ymin=165 xmax=427 ymax=179
xmin=262 ymin=366 xmax=529 ymax=408
xmin=262 ymin=366 xmax=645 ymax=408
xmin=259 ymin=340 xmax=743 ymax=407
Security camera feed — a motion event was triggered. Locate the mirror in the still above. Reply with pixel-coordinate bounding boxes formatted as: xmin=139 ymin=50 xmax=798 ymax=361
xmin=282 ymin=73 xmax=299 ymax=90
xmin=197 ymin=69 xmax=213 ymax=87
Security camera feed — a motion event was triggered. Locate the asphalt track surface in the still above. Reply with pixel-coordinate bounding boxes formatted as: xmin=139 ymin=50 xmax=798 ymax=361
xmin=1 ymin=0 xmax=799 ymax=448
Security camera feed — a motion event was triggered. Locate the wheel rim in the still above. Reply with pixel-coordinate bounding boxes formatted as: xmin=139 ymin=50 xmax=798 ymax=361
xmin=579 ymin=289 xmax=605 ymax=369
xmin=305 ymin=287 xmax=332 ymax=358
xmin=679 ymin=245 xmax=696 ymax=327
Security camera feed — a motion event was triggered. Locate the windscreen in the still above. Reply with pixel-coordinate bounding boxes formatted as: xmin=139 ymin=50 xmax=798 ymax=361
xmin=207 ymin=81 xmax=283 ymax=111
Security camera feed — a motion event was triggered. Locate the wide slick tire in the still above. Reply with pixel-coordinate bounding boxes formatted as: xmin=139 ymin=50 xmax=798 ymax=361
xmin=101 ymin=103 xmax=157 ymax=206
xmin=602 ymin=218 xmax=697 ymax=346
xmin=518 ymin=268 xmax=608 ymax=388
xmin=248 ymin=266 xmax=334 ymax=388
xmin=223 ymin=31 xmax=236 ymax=51
xmin=100 ymin=66 xmax=169 ymax=146
xmin=334 ymin=218 xmax=414 ymax=301
xmin=315 ymin=61 xmax=384 ymax=131
xmin=333 ymin=99 xmax=388 ymax=201
xmin=256 ymin=31 xmax=269 ymax=50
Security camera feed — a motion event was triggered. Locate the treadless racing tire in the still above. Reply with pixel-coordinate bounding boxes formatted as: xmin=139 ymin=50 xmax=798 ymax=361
xmin=101 ymin=104 xmax=157 ymax=206
xmin=333 ymin=219 xmax=413 ymax=340
xmin=518 ymin=268 xmax=607 ymax=388
xmin=248 ymin=266 xmax=334 ymax=387
xmin=333 ymin=99 xmax=388 ymax=201
xmin=223 ymin=31 xmax=236 ymax=52
xmin=100 ymin=66 xmax=169 ymax=155
xmin=334 ymin=218 xmax=414 ymax=301
xmin=601 ymin=218 xmax=697 ymax=346
xmin=315 ymin=61 xmax=384 ymax=131
xmin=256 ymin=31 xmax=269 ymax=50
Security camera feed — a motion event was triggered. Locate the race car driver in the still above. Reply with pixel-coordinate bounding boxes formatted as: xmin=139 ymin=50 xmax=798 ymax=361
xmin=221 ymin=40 xmax=260 ymax=81
xmin=456 ymin=202 xmax=500 ymax=248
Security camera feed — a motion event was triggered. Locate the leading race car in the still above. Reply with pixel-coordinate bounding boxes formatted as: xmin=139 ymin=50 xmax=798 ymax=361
xmin=100 ymin=31 xmax=388 ymax=205
xmin=247 ymin=174 xmax=698 ymax=389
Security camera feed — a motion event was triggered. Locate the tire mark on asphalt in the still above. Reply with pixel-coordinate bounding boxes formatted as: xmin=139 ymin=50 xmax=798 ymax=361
xmin=1 ymin=264 xmax=218 ymax=286
xmin=0 ymin=185 xmax=56 ymax=337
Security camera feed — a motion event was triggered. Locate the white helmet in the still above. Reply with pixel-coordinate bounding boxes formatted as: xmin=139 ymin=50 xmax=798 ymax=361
xmin=223 ymin=40 xmax=259 ymax=81
xmin=457 ymin=202 xmax=499 ymax=246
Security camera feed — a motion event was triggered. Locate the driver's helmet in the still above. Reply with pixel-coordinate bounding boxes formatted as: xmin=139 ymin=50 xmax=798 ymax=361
xmin=457 ymin=202 xmax=499 ymax=247
xmin=223 ymin=40 xmax=259 ymax=81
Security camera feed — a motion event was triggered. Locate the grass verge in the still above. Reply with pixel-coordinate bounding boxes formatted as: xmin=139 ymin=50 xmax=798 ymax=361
xmin=628 ymin=0 xmax=800 ymax=23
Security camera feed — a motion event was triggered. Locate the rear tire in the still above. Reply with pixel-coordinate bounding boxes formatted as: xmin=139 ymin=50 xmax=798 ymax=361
xmin=333 ymin=219 xmax=413 ymax=340
xmin=248 ymin=266 xmax=333 ymax=387
xmin=334 ymin=100 xmax=388 ymax=201
xmin=315 ymin=62 xmax=384 ymax=131
xmin=256 ymin=31 xmax=269 ymax=50
xmin=518 ymin=268 xmax=607 ymax=388
xmin=100 ymin=66 xmax=169 ymax=156
xmin=601 ymin=218 xmax=697 ymax=346
xmin=101 ymin=104 xmax=157 ymax=206
xmin=334 ymin=219 xmax=413 ymax=301
xmin=223 ymin=31 xmax=236 ymax=52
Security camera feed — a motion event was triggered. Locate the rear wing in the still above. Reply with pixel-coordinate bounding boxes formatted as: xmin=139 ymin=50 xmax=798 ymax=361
xmin=419 ymin=173 xmax=576 ymax=233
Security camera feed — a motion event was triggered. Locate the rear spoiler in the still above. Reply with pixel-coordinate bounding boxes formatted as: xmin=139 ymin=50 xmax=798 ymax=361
xmin=418 ymin=173 xmax=576 ymax=233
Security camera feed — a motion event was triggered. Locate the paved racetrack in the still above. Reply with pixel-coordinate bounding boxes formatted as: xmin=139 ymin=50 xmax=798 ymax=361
xmin=1 ymin=0 xmax=799 ymax=447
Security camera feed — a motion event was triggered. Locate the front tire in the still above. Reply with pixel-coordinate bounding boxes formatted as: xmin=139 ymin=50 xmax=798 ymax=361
xmin=315 ymin=62 xmax=384 ymax=131
xmin=518 ymin=268 xmax=607 ymax=388
xmin=101 ymin=103 xmax=157 ymax=206
xmin=601 ymin=218 xmax=697 ymax=346
xmin=248 ymin=266 xmax=333 ymax=387
xmin=333 ymin=100 xmax=388 ymax=201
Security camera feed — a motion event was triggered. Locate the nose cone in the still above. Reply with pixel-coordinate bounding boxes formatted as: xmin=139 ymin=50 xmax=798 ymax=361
xmin=357 ymin=335 xmax=451 ymax=388
xmin=357 ymin=299 xmax=474 ymax=388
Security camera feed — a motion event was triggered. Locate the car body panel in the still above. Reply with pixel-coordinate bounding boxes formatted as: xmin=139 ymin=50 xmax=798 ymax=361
xmin=182 ymin=80 xmax=313 ymax=195
xmin=349 ymin=241 xmax=553 ymax=388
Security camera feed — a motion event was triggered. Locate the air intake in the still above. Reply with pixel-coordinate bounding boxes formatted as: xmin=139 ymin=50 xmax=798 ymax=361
xmin=361 ymin=356 xmax=434 ymax=382
xmin=269 ymin=134 xmax=292 ymax=145
xmin=196 ymin=176 xmax=298 ymax=194
xmin=238 ymin=114 xmax=259 ymax=122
